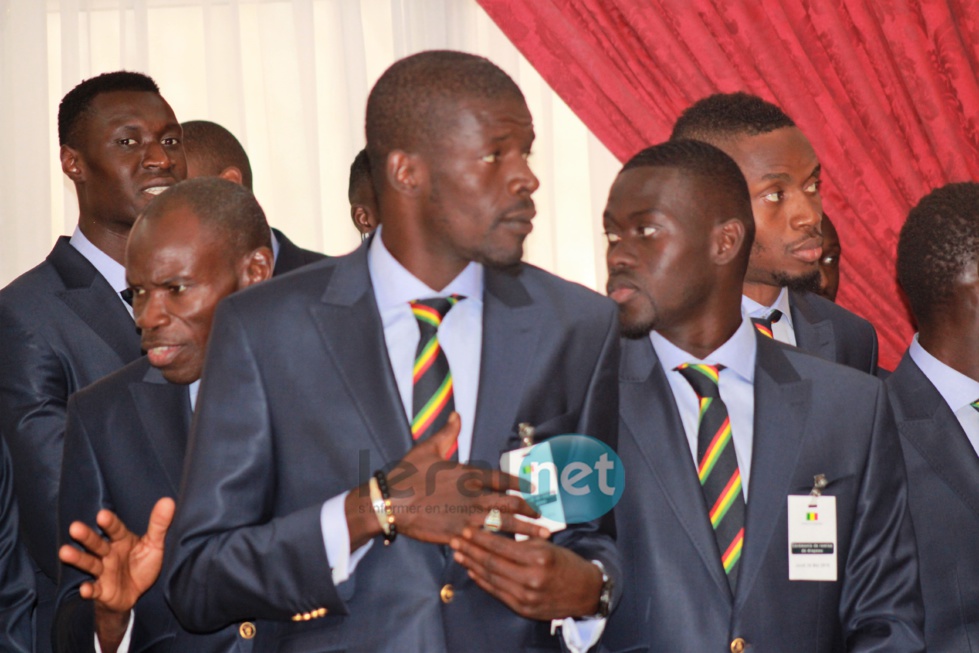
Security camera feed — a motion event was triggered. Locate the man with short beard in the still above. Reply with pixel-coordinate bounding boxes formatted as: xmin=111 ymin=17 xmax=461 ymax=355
xmin=671 ymin=93 xmax=878 ymax=375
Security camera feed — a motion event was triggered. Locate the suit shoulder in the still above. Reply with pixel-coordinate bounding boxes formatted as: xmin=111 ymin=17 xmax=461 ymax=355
xmin=516 ymin=263 xmax=616 ymax=315
xmin=0 ymin=258 xmax=64 ymax=308
xmin=71 ymin=357 xmax=152 ymax=410
xmin=796 ymin=290 xmax=875 ymax=334
xmin=779 ymin=341 xmax=883 ymax=393
xmin=228 ymin=254 xmax=338 ymax=309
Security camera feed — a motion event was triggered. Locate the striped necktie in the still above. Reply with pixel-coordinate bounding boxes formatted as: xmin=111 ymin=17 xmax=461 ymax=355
xmin=751 ymin=309 xmax=783 ymax=339
xmin=676 ymin=363 xmax=745 ymax=592
xmin=971 ymin=399 xmax=979 ymax=414
xmin=409 ymin=296 xmax=464 ymax=457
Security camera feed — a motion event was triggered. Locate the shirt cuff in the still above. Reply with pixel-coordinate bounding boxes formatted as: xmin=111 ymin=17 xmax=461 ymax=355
xmin=321 ymin=491 xmax=373 ymax=585
xmin=94 ymin=609 xmax=134 ymax=653
xmin=553 ymin=615 xmax=606 ymax=653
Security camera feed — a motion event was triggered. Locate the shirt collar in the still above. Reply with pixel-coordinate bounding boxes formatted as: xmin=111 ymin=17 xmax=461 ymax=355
xmin=909 ymin=333 xmax=979 ymax=412
xmin=367 ymin=225 xmax=484 ymax=308
xmin=270 ymin=228 xmax=281 ymax=265
xmin=741 ymin=287 xmax=793 ymax=329
xmin=188 ymin=379 xmax=201 ymax=412
xmin=69 ymin=226 xmax=128 ymax=293
xmin=651 ymin=315 xmax=757 ymax=383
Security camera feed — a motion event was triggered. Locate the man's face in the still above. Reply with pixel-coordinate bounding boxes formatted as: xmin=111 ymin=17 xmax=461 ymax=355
xmin=418 ymin=94 xmax=539 ymax=268
xmin=126 ymin=206 xmax=240 ymax=384
xmin=67 ymin=91 xmax=186 ymax=228
xmin=817 ymin=213 xmax=841 ymax=301
xmin=605 ymin=167 xmax=716 ymax=338
xmin=721 ymin=127 xmax=822 ymax=291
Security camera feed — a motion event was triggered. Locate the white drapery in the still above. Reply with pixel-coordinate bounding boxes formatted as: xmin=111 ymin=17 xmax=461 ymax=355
xmin=0 ymin=0 xmax=620 ymax=292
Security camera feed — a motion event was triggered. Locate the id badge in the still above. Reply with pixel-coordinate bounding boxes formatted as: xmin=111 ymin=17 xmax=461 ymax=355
xmin=500 ymin=440 xmax=567 ymax=541
xmin=787 ymin=495 xmax=837 ymax=581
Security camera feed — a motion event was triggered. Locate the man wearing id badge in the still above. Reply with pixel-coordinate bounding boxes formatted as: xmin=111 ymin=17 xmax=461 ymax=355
xmin=601 ymin=140 xmax=923 ymax=652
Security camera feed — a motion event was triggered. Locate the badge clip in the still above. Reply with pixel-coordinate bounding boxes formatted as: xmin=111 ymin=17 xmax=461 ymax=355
xmin=518 ymin=422 xmax=536 ymax=448
xmin=808 ymin=473 xmax=827 ymax=507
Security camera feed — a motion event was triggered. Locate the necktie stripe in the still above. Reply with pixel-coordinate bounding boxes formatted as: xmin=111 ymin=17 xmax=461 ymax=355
xmin=753 ymin=323 xmax=774 ymax=338
xmin=412 ymin=338 xmax=440 ymax=381
xmin=409 ymin=295 xmax=464 ymax=450
xmin=721 ymin=528 xmax=745 ymax=573
xmin=709 ymin=470 xmax=742 ymax=527
xmin=971 ymin=399 xmax=979 ymax=413
xmin=698 ymin=417 xmax=732 ymax=483
xmin=411 ymin=374 xmax=453 ymax=438
xmin=411 ymin=305 xmax=443 ymax=327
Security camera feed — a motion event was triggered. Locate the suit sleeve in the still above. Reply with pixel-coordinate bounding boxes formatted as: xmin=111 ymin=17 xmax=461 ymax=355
xmin=551 ymin=305 xmax=622 ymax=609
xmin=0 ymin=439 xmax=35 ymax=653
xmin=52 ymin=395 xmax=112 ymax=653
xmin=839 ymin=382 xmax=924 ymax=651
xmin=0 ymin=301 xmax=71 ymax=582
xmin=164 ymin=299 xmax=342 ymax=632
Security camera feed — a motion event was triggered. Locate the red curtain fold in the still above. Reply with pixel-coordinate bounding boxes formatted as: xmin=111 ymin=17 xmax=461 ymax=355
xmin=478 ymin=0 xmax=979 ymax=369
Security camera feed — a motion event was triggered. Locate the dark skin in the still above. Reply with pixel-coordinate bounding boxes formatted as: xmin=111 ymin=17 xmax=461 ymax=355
xmin=917 ymin=259 xmax=979 ymax=382
xmin=58 ymin=206 xmax=272 ymax=652
xmin=817 ymin=213 xmax=841 ymax=302
xmin=350 ymin=178 xmax=379 ymax=236
xmin=716 ymin=127 xmax=822 ymax=307
xmin=347 ymin=93 xmax=603 ymax=620
xmin=604 ymin=166 xmax=747 ymax=357
xmin=60 ymin=91 xmax=186 ymax=265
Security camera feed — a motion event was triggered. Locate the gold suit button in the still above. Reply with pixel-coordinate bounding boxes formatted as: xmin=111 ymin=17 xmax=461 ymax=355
xmin=440 ymin=583 xmax=454 ymax=603
xmin=731 ymin=637 xmax=747 ymax=653
xmin=239 ymin=622 xmax=256 ymax=639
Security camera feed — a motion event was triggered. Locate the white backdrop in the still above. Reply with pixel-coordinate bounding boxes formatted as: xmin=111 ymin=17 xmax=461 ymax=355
xmin=0 ymin=0 xmax=621 ymax=292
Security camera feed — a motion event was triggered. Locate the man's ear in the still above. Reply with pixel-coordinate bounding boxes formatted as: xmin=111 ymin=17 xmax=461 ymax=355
xmin=386 ymin=150 xmax=426 ymax=197
xmin=238 ymin=246 xmax=274 ymax=288
xmin=351 ymin=205 xmax=376 ymax=235
xmin=218 ymin=166 xmax=244 ymax=186
xmin=713 ymin=218 xmax=746 ymax=266
xmin=61 ymin=146 xmax=84 ymax=182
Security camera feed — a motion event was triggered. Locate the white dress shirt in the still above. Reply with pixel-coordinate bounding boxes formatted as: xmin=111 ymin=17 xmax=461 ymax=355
xmin=69 ymin=227 xmax=133 ymax=319
xmin=651 ymin=315 xmax=758 ymax=499
xmin=742 ymin=287 xmax=795 ymax=346
xmin=909 ymin=334 xmax=979 ymax=453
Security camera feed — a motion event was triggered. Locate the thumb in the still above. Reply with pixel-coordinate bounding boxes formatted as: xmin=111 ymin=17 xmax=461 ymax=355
xmin=428 ymin=412 xmax=461 ymax=460
xmin=144 ymin=497 xmax=176 ymax=548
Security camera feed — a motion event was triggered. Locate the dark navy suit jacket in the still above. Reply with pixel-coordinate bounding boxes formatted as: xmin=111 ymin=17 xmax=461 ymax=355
xmin=55 ymin=358 xmax=253 ymax=653
xmin=164 ymin=241 xmax=621 ymax=652
xmin=789 ymin=290 xmax=878 ymax=375
xmin=886 ymin=353 xmax=979 ymax=652
xmin=0 ymin=438 xmax=35 ymax=653
xmin=604 ymin=334 xmax=923 ymax=652
xmin=270 ymin=228 xmax=325 ymax=275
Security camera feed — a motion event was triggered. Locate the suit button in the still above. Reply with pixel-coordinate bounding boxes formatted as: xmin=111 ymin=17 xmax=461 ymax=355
xmin=440 ymin=584 xmax=454 ymax=603
xmin=239 ymin=622 xmax=256 ymax=639
xmin=731 ymin=637 xmax=747 ymax=653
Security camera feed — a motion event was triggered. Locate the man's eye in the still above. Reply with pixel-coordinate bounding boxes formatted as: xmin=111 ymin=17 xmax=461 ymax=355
xmin=132 ymin=288 xmax=146 ymax=297
xmin=162 ymin=137 xmax=180 ymax=146
xmin=118 ymin=138 xmax=137 ymax=146
xmin=639 ymin=226 xmax=658 ymax=237
xmin=521 ymin=151 xmax=532 ymax=161
xmin=604 ymin=232 xmax=621 ymax=244
xmin=762 ymin=191 xmax=783 ymax=203
xmin=821 ymin=255 xmax=837 ymax=265
xmin=480 ymin=153 xmax=499 ymax=163
xmin=169 ymin=284 xmax=188 ymax=294
xmin=805 ymin=180 xmax=822 ymax=194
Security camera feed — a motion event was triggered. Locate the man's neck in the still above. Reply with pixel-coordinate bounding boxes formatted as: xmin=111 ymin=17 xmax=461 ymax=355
xmin=919 ymin=324 xmax=979 ymax=382
xmin=77 ymin=217 xmax=131 ymax=266
xmin=742 ymin=280 xmax=782 ymax=307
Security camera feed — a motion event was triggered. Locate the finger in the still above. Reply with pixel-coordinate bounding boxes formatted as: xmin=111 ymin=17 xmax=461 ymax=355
xmin=427 ymin=412 xmax=461 ymax=460
xmin=67 ymin=521 xmax=111 ymax=558
xmin=452 ymin=536 xmax=527 ymax=585
xmin=144 ymin=497 xmax=176 ymax=548
xmin=460 ymin=526 xmax=549 ymax=566
xmin=95 ymin=509 xmax=133 ymax=543
xmin=480 ymin=470 xmax=531 ymax=494
xmin=476 ymin=495 xmax=540 ymax=522
xmin=58 ymin=544 xmax=104 ymax=577
xmin=79 ymin=581 xmax=96 ymax=600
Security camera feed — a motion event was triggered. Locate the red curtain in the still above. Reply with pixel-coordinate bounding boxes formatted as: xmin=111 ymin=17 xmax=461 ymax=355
xmin=478 ymin=0 xmax=979 ymax=369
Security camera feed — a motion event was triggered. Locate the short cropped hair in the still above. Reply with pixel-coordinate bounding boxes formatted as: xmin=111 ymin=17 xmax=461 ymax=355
xmin=670 ymin=92 xmax=795 ymax=144
xmin=142 ymin=178 xmax=271 ymax=256
xmin=58 ymin=71 xmax=160 ymax=146
xmin=182 ymin=120 xmax=253 ymax=190
xmin=897 ymin=182 xmax=979 ymax=323
xmin=348 ymin=148 xmax=372 ymax=202
xmin=623 ymin=139 xmax=755 ymax=260
xmin=365 ymin=50 xmax=523 ymax=185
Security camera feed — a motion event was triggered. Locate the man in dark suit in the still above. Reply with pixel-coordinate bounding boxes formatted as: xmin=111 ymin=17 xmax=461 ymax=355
xmin=165 ymin=51 xmax=619 ymax=653
xmin=0 ymin=71 xmax=185 ymax=651
xmin=180 ymin=119 xmax=325 ymax=273
xmin=0 ymin=438 xmax=34 ymax=653
xmin=888 ymin=182 xmax=979 ymax=651
xmin=602 ymin=140 xmax=923 ymax=652
xmin=671 ymin=92 xmax=878 ymax=374
xmin=55 ymin=178 xmax=275 ymax=653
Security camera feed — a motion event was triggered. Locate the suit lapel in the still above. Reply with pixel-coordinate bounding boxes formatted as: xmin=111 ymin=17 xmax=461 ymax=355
xmin=789 ymin=290 xmax=835 ymax=362
xmin=271 ymin=228 xmax=303 ymax=277
xmin=308 ymin=244 xmax=412 ymax=465
xmin=129 ymin=363 xmax=192 ymax=495
xmin=619 ymin=338 xmax=732 ymax=597
xmin=469 ymin=268 xmax=541 ymax=465
xmin=734 ymin=335 xmax=810 ymax=610
xmin=49 ymin=237 xmax=141 ymax=364
xmin=889 ymin=355 xmax=979 ymax=520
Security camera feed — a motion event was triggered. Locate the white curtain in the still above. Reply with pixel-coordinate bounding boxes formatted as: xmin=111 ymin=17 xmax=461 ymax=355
xmin=0 ymin=0 xmax=621 ymax=292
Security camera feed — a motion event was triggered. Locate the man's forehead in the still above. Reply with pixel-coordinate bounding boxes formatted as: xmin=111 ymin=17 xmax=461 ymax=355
xmin=87 ymin=90 xmax=176 ymax=128
xmin=723 ymin=127 xmax=818 ymax=174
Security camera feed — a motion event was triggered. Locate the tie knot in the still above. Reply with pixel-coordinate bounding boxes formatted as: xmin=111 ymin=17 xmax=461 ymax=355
xmin=971 ymin=399 xmax=979 ymax=414
xmin=676 ymin=363 xmax=725 ymax=398
xmin=751 ymin=309 xmax=782 ymax=338
xmin=410 ymin=295 xmax=464 ymax=328
xmin=768 ymin=309 xmax=783 ymax=324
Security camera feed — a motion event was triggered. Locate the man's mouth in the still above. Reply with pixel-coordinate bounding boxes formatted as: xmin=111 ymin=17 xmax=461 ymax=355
xmin=143 ymin=186 xmax=169 ymax=196
xmin=606 ymin=278 xmax=638 ymax=304
xmin=789 ymin=238 xmax=823 ymax=263
xmin=145 ymin=344 xmax=181 ymax=367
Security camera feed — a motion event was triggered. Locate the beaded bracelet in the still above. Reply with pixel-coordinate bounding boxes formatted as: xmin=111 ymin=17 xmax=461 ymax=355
xmin=371 ymin=469 xmax=397 ymax=545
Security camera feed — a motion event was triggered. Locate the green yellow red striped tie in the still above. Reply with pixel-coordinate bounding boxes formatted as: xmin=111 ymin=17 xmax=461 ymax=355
xmin=751 ymin=309 xmax=783 ymax=339
xmin=971 ymin=399 xmax=979 ymax=414
xmin=676 ymin=362 xmax=745 ymax=592
xmin=409 ymin=295 xmax=464 ymax=457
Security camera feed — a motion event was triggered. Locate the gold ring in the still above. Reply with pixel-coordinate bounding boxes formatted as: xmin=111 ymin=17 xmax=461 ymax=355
xmin=483 ymin=508 xmax=502 ymax=532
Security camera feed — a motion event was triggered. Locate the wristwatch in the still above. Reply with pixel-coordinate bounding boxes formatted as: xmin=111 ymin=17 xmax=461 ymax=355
xmin=593 ymin=563 xmax=614 ymax=619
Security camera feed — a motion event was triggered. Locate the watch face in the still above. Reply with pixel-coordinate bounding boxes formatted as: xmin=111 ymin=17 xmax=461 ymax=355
xmin=598 ymin=575 xmax=613 ymax=618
